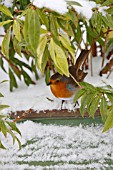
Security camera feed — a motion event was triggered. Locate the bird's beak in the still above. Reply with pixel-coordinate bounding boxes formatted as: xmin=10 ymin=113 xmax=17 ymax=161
xmin=47 ymin=82 xmax=52 ymax=86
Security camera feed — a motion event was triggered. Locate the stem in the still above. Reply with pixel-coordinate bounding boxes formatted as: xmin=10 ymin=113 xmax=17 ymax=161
xmin=69 ymin=73 xmax=82 ymax=88
xmin=13 ymin=108 xmax=33 ymax=122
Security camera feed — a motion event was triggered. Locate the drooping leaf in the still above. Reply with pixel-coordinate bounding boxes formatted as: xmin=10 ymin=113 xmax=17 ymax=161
xmin=0 ymin=93 xmax=4 ymax=97
xmin=0 ymin=105 xmax=10 ymax=111
xmin=66 ymin=0 xmax=82 ymax=7
xmin=100 ymin=95 xmax=108 ymax=122
xmin=107 ymin=6 xmax=113 ymax=14
xmin=13 ymin=36 xmax=22 ymax=57
xmin=2 ymin=26 xmax=11 ymax=58
xmin=74 ymin=88 xmax=85 ymax=103
xmin=89 ymin=94 xmax=101 ymax=118
xmin=37 ymin=34 xmax=48 ymax=71
xmin=0 ymin=20 xmax=13 ymax=26
xmin=41 ymin=46 xmax=48 ymax=73
xmin=103 ymin=110 xmax=113 ymax=132
xmin=7 ymin=121 xmax=21 ymax=136
xmin=0 ymin=4 xmax=13 ymax=18
xmin=13 ymin=20 xmax=21 ymax=42
xmin=36 ymin=8 xmax=49 ymax=30
xmin=0 ymin=140 xmax=6 ymax=149
xmin=28 ymin=9 xmax=40 ymax=53
xmin=102 ymin=0 xmax=113 ymax=6
xmin=50 ymin=38 xmax=64 ymax=75
xmin=0 ymin=119 xmax=7 ymax=137
xmin=107 ymin=93 xmax=113 ymax=103
xmin=15 ymin=136 xmax=21 ymax=150
xmin=9 ymin=69 xmax=18 ymax=91
xmin=102 ymin=15 xmax=113 ymax=29
xmin=45 ymin=67 xmax=50 ymax=85
xmin=80 ymin=92 xmax=89 ymax=117
xmin=50 ymin=14 xmax=60 ymax=45
xmin=80 ymin=82 xmax=96 ymax=91
xmin=59 ymin=34 xmax=75 ymax=63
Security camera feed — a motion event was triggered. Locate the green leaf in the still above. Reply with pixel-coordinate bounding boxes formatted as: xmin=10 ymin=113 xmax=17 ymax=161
xmin=9 ymin=69 xmax=18 ymax=91
xmin=7 ymin=121 xmax=21 ymax=136
xmin=0 ymin=20 xmax=13 ymax=26
xmin=18 ymin=8 xmax=30 ymax=18
xmin=15 ymin=136 xmax=21 ymax=150
xmin=0 ymin=105 xmax=9 ymax=111
xmin=59 ymin=34 xmax=75 ymax=64
xmin=102 ymin=15 xmax=113 ymax=29
xmin=50 ymin=14 xmax=60 ymax=45
xmin=107 ymin=6 xmax=113 ymax=14
xmin=0 ymin=4 xmax=13 ymax=18
xmin=36 ymin=8 xmax=49 ymax=30
xmin=45 ymin=67 xmax=50 ymax=85
xmin=74 ymin=88 xmax=85 ymax=103
xmin=2 ymin=26 xmax=11 ymax=57
xmin=0 ymin=140 xmax=6 ymax=149
xmin=80 ymin=82 xmax=96 ymax=91
xmin=102 ymin=0 xmax=113 ymax=6
xmin=54 ymin=42 xmax=69 ymax=77
xmin=66 ymin=0 xmax=82 ymax=6
xmin=37 ymin=35 xmax=48 ymax=71
xmin=89 ymin=94 xmax=101 ymax=118
xmin=13 ymin=37 xmax=22 ymax=57
xmin=28 ymin=9 xmax=40 ymax=53
xmin=7 ymin=129 xmax=16 ymax=144
xmin=41 ymin=46 xmax=48 ymax=73
xmin=13 ymin=20 xmax=21 ymax=42
xmin=50 ymin=38 xmax=63 ymax=75
xmin=0 ymin=93 xmax=4 ymax=97
xmin=0 ymin=80 xmax=8 ymax=84
xmin=0 ymin=119 xmax=7 ymax=137
xmin=107 ymin=93 xmax=113 ymax=103
xmin=103 ymin=110 xmax=113 ymax=132
xmin=23 ymin=9 xmax=34 ymax=55
xmin=80 ymin=93 xmax=88 ymax=117
xmin=22 ymin=68 xmax=34 ymax=86
xmin=100 ymin=95 xmax=108 ymax=122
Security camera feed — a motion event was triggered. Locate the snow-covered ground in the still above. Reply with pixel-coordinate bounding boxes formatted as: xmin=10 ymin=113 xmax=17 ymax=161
xmin=0 ymin=121 xmax=113 ymax=169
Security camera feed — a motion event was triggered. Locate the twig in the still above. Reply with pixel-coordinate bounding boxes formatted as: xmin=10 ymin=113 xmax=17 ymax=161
xmin=13 ymin=108 xmax=33 ymax=122
xmin=69 ymin=73 xmax=82 ymax=88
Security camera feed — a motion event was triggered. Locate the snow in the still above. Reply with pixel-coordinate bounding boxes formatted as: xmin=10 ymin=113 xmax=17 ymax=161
xmin=0 ymin=121 xmax=113 ymax=169
xmin=31 ymin=0 xmax=68 ymax=14
xmin=1 ymin=0 xmax=13 ymax=8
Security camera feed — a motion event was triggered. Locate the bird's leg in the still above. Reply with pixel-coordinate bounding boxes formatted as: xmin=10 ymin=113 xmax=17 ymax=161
xmin=61 ymin=100 xmax=65 ymax=110
xmin=74 ymin=100 xmax=79 ymax=107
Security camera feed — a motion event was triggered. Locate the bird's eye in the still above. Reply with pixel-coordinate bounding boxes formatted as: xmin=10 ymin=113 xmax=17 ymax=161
xmin=56 ymin=79 xmax=60 ymax=83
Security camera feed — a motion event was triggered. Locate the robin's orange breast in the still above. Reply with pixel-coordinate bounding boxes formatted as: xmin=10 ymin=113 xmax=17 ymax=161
xmin=50 ymin=82 xmax=74 ymax=98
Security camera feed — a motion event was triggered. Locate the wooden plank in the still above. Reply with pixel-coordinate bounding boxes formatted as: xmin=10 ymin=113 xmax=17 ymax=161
xmin=9 ymin=108 xmax=100 ymax=120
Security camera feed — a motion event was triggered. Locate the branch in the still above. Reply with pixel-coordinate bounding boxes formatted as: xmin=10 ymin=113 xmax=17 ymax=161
xmin=13 ymin=108 xmax=33 ymax=122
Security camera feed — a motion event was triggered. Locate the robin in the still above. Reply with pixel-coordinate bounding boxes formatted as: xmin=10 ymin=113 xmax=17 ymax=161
xmin=47 ymin=50 xmax=89 ymax=107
